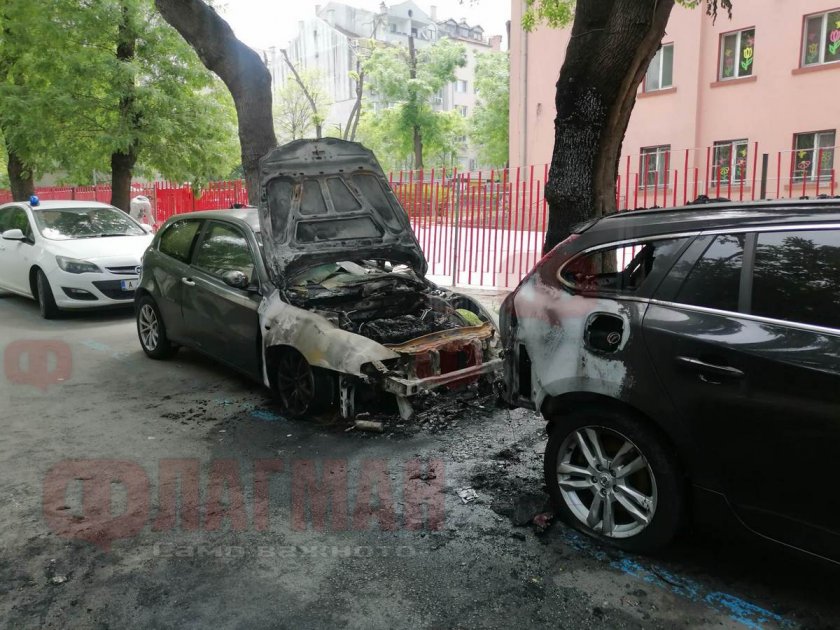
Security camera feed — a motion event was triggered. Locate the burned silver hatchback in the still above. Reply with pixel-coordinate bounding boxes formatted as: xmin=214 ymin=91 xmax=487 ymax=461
xmin=136 ymin=139 xmax=500 ymax=419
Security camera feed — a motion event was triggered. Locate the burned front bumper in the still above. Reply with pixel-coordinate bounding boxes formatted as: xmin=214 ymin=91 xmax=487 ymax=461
xmin=358 ymin=322 xmax=502 ymax=419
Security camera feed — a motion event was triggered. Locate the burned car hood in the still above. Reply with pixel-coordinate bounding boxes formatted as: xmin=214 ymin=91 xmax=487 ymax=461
xmin=258 ymin=138 xmax=427 ymax=285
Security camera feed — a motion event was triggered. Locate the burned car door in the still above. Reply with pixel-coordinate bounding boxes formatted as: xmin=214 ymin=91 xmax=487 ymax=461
xmin=181 ymin=220 xmax=262 ymax=378
xmin=151 ymin=218 xmax=203 ymax=342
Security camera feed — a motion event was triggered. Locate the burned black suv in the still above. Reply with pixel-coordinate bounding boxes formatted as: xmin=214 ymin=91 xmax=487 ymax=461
xmin=500 ymin=199 xmax=840 ymax=563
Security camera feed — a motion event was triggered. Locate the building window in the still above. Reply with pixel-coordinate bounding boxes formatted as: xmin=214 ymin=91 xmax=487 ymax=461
xmin=793 ymin=131 xmax=836 ymax=181
xmin=719 ymin=28 xmax=755 ymax=79
xmin=802 ymin=9 xmax=840 ymax=66
xmin=459 ymin=106 xmax=468 ymax=117
xmin=644 ymin=43 xmax=674 ymax=91
xmin=712 ymin=139 xmax=749 ymax=185
xmin=639 ymin=145 xmax=671 ymax=187
xmin=456 ymin=79 xmax=468 ymax=93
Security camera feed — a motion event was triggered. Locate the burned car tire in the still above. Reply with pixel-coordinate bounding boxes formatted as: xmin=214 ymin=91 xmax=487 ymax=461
xmin=544 ymin=408 xmax=684 ymax=553
xmin=136 ymin=296 xmax=177 ymax=359
xmin=274 ymin=349 xmax=335 ymax=418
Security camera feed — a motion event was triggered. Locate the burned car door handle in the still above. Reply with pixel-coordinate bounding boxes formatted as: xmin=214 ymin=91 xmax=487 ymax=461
xmin=181 ymin=277 xmax=196 ymax=287
xmin=675 ymin=356 xmax=744 ymax=380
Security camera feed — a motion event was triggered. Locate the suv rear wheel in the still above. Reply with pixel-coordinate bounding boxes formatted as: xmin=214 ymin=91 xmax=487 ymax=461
xmin=544 ymin=408 xmax=684 ymax=553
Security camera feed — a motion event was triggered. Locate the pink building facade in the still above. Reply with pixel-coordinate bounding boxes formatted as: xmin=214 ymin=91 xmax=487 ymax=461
xmin=510 ymin=1 xmax=840 ymax=204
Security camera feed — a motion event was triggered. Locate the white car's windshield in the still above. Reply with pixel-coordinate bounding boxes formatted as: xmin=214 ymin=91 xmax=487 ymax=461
xmin=33 ymin=207 xmax=146 ymax=240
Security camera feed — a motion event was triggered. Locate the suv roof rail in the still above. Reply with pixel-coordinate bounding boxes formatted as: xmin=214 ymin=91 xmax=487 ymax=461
xmin=603 ymin=195 xmax=840 ymax=220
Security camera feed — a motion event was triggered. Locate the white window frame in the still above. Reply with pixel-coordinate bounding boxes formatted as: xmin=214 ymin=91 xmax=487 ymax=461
xmin=712 ymin=139 xmax=750 ymax=185
xmin=718 ymin=28 xmax=755 ymax=80
xmin=801 ymin=9 xmax=840 ymax=67
xmin=456 ymin=79 xmax=468 ymax=93
xmin=644 ymin=43 xmax=674 ymax=92
xmin=793 ymin=131 xmax=836 ymax=182
xmin=639 ymin=145 xmax=671 ymax=188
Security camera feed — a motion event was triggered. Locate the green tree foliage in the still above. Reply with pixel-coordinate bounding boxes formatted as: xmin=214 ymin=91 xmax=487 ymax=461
xmin=0 ymin=0 xmax=239 ymax=195
xmin=360 ymin=38 xmax=467 ymax=169
xmin=522 ymin=0 xmax=732 ymax=30
xmin=469 ymin=51 xmax=509 ymax=168
xmin=273 ymin=70 xmax=332 ymax=143
xmin=357 ymin=106 xmax=466 ymax=173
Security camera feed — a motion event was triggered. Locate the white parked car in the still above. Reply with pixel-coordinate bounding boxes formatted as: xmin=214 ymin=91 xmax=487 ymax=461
xmin=0 ymin=198 xmax=154 ymax=318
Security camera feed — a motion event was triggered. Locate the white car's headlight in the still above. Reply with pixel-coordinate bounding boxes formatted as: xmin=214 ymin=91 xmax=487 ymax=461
xmin=56 ymin=256 xmax=102 ymax=274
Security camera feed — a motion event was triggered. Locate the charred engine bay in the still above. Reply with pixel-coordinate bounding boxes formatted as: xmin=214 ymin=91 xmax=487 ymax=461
xmin=286 ymin=262 xmax=478 ymax=345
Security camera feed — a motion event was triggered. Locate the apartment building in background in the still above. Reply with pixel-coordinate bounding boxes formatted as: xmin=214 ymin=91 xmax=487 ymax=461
xmin=510 ymin=0 xmax=840 ymax=202
xmin=267 ymin=1 xmax=503 ymax=170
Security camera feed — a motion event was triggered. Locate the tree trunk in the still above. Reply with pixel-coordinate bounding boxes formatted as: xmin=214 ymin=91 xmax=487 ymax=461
xmin=408 ymin=35 xmax=423 ymax=169
xmin=7 ymin=147 xmax=34 ymax=201
xmin=154 ymin=0 xmax=277 ymax=203
xmin=543 ymin=0 xmax=675 ymax=253
xmin=281 ymin=48 xmax=322 ymax=139
xmin=111 ymin=146 xmax=137 ymax=212
xmin=111 ymin=1 xmax=139 ymax=211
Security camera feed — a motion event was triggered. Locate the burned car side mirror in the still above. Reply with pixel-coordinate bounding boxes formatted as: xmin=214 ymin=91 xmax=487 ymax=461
xmin=222 ymin=270 xmax=250 ymax=290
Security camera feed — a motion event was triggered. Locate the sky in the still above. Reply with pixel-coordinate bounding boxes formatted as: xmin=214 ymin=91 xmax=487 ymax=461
xmin=216 ymin=0 xmax=511 ymax=51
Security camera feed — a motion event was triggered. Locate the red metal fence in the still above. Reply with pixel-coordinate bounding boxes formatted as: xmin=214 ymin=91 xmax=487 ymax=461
xmin=1 ymin=143 xmax=836 ymax=289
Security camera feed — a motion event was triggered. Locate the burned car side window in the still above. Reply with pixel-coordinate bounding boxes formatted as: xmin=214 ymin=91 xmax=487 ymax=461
xmin=327 ymin=177 xmax=362 ymax=212
xmin=351 ymin=174 xmax=397 ymax=226
xmin=300 ymin=179 xmax=327 ymax=216
xmin=159 ymin=220 xmax=201 ymax=263
xmin=676 ymin=233 xmax=744 ymax=313
xmin=267 ymin=178 xmax=294 ymax=225
xmin=192 ymin=222 xmax=256 ymax=283
xmin=560 ymin=238 xmax=687 ymax=295
xmin=296 ymin=217 xmax=383 ymax=243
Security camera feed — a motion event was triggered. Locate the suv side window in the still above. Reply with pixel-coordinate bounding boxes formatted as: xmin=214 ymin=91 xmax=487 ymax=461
xmin=560 ymin=238 xmax=688 ymax=295
xmin=676 ymin=233 xmax=744 ymax=312
xmin=192 ymin=222 xmax=256 ymax=283
xmin=159 ymin=220 xmax=201 ymax=262
xmin=751 ymin=229 xmax=840 ymax=330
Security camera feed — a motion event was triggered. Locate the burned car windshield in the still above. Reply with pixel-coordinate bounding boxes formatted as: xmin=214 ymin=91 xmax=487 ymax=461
xmin=296 ymin=217 xmax=383 ymax=242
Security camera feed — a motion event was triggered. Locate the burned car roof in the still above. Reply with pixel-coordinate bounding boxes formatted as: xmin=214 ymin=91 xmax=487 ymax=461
xmin=258 ymin=138 xmax=427 ymax=285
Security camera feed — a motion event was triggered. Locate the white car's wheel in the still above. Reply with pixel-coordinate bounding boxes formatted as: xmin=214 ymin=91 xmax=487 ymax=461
xmin=35 ymin=270 xmax=60 ymax=319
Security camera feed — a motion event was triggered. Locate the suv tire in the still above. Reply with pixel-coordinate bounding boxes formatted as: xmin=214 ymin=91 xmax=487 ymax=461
xmin=544 ymin=407 xmax=685 ymax=553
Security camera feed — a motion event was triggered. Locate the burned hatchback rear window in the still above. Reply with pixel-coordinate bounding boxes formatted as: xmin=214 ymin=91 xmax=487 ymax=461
xmin=296 ymin=217 xmax=383 ymax=243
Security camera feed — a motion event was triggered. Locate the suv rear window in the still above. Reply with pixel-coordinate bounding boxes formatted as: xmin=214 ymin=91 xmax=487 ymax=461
xmin=560 ymin=238 xmax=687 ymax=294
xmin=752 ymin=229 xmax=840 ymax=330
xmin=676 ymin=234 xmax=744 ymax=312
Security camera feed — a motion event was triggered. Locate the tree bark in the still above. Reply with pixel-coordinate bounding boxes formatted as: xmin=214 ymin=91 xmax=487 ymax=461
xmin=110 ymin=1 xmax=140 ymax=211
xmin=6 ymin=146 xmax=34 ymax=201
xmin=154 ymin=0 xmax=277 ymax=203
xmin=543 ymin=0 xmax=675 ymax=253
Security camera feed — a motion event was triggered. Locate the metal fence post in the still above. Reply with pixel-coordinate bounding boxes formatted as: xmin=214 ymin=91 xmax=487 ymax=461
xmin=760 ymin=153 xmax=769 ymax=199
xmin=451 ymin=174 xmax=462 ymax=287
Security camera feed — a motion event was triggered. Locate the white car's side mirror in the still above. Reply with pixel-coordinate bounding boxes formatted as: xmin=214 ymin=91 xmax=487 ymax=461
xmin=1 ymin=229 xmax=26 ymax=241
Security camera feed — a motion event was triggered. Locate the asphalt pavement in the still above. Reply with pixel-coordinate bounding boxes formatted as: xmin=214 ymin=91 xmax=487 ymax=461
xmin=0 ymin=293 xmax=838 ymax=629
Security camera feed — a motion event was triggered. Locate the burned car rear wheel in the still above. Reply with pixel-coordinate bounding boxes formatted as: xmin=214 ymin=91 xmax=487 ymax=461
xmin=273 ymin=349 xmax=335 ymax=418
xmin=544 ymin=408 xmax=684 ymax=553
